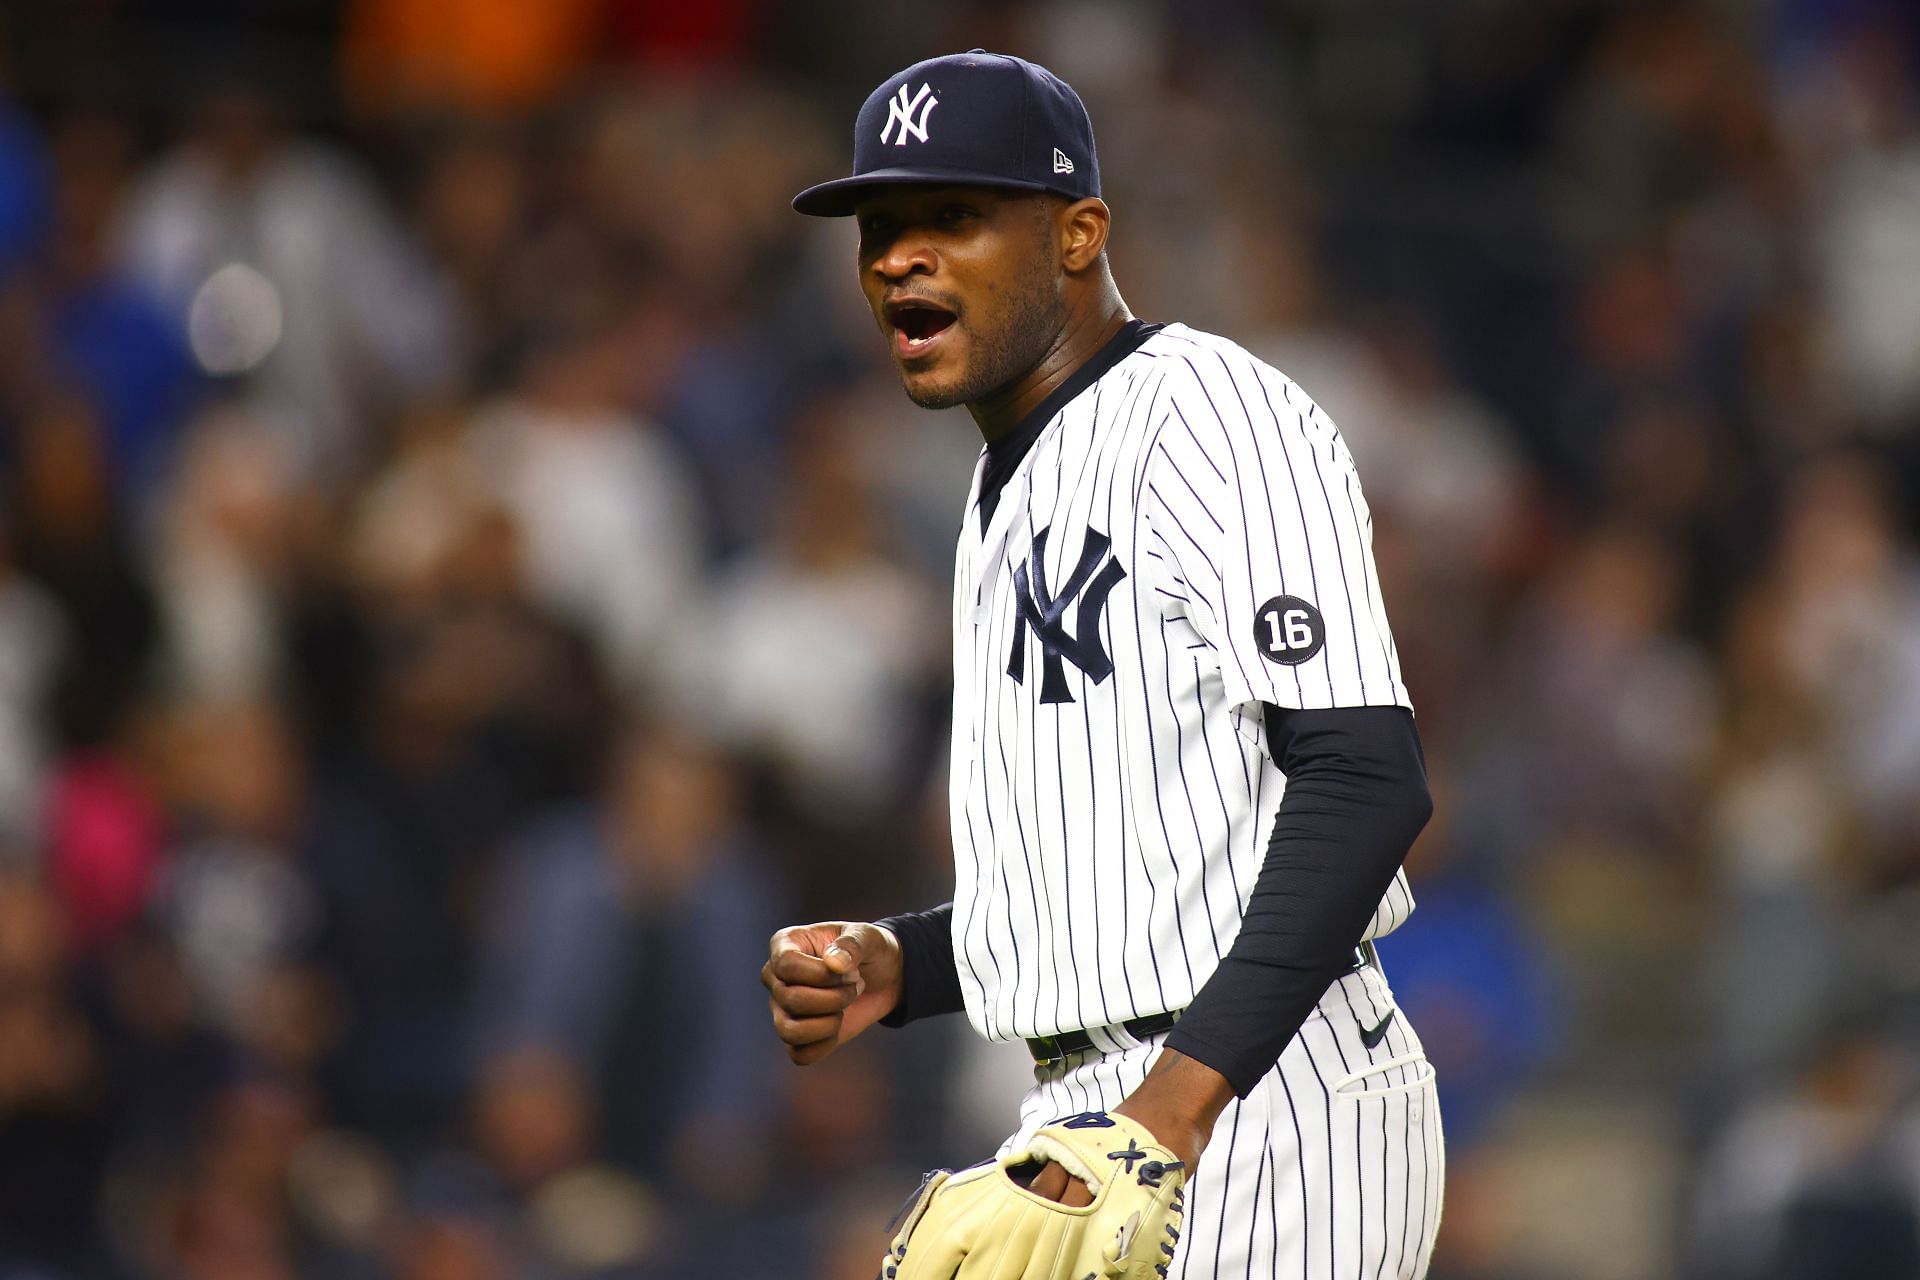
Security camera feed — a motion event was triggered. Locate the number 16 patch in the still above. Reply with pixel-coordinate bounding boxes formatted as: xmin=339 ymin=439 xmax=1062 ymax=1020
xmin=1253 ymin=595 xmax=1326 ymax=665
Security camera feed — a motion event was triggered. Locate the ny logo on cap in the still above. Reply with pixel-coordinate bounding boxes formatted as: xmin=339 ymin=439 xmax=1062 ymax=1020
xmin=881 ymin=82 xmax=938 ymax=146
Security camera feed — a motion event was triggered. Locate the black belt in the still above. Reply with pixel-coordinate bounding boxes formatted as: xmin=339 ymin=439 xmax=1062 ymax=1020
xmin=1026 ymin=943 xmax=1375 ymax=1066
xmin=1026 ymin=1010 xmax=1182 ymax=1066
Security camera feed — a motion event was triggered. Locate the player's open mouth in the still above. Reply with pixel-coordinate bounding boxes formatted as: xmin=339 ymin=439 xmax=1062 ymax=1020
xmin=884 ymin=299 xmax=958 ymax=358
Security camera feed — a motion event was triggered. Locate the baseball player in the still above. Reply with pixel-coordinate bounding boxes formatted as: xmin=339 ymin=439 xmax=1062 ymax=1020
xmin=764 ymin=51 xmax=1443 ymax=1278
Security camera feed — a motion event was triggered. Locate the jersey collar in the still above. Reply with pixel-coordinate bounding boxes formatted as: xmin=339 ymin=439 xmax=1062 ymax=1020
xmin=978 ymin=319 xmax=1162 ymax=530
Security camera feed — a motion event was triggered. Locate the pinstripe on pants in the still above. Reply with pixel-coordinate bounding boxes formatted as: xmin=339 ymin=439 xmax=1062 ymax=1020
xmin=998 ymin=958 xmax=1444 ymax=1279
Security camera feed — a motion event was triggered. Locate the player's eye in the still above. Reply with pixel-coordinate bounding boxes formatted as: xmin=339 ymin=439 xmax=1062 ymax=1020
xmin=937 ymin=204 xmax=977 ymax=225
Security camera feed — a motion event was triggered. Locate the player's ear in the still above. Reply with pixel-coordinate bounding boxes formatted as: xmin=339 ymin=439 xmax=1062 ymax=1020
xmin=1058 ymin=197 xmax=1110 ymax=273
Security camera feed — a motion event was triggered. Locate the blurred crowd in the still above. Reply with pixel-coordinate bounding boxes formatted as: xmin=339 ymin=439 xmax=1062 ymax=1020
xmin=0 ymin=1 xmax=1916 ymax=1277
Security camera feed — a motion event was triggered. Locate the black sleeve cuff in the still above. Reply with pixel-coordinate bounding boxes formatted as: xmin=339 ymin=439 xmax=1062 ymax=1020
xmin=874 ymin=902 xmax=965 ymax=1027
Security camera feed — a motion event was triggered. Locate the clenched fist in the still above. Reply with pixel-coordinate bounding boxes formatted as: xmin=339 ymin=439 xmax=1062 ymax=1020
xmin=761 ymin=921 xmax=904 ymax=1065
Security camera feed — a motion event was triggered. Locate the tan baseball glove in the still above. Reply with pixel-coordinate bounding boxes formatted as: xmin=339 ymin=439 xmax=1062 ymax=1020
xmin=882 ymin=1111 xmax=1188 ymax=1280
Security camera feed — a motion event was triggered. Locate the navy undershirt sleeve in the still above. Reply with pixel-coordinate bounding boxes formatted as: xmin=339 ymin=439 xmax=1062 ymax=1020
xmin=872 ymin=705 xmax=1430 ymax=1062
xmin=1162 ymin=704 xmax=1432 ymax=1098
xmin=875 ymin=902 xmax=965 ymax=1027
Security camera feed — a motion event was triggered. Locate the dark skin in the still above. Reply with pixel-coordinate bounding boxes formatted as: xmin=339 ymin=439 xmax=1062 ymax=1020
xmin=763 ymin=183 xmax=1234 ymax=1207
xmin=853 ymin=184 xmax=1128 ymax=436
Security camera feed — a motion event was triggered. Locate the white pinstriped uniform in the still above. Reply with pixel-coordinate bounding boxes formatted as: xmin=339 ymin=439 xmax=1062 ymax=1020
xmin=948 ymin=322 xmax=1443 ymax=1276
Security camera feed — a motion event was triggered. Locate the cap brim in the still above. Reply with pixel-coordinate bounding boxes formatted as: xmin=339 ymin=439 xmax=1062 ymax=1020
xmin=792 ymin=167 xmax=1053 ymax=217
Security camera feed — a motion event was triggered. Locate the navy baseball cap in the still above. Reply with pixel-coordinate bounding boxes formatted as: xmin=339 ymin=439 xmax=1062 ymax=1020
xmin=793 ymin=50 xmax=1101 ymax=217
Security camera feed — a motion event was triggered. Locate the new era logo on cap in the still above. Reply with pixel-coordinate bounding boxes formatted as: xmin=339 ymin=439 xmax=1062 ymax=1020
xmin=793 ymin=50 xmax=1102 ymax=217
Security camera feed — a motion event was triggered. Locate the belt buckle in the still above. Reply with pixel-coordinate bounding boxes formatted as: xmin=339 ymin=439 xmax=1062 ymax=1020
xmin=1028 ymin=1034 xmax=1066 ymax=1067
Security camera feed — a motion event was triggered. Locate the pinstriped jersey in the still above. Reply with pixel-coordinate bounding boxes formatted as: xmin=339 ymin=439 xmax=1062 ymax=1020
xmin=949 ymin=321 xmax=1416 ymax=1044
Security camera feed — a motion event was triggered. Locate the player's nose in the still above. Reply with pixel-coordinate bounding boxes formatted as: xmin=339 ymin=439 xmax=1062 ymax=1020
xmin=869 ymin=230 xmax=936 ymax=282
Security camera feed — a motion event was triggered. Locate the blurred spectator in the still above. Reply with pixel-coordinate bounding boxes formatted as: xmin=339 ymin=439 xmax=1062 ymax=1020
xmin=1243 ymin=214 xmax=1400 ymax=480
xmin=154 ymin=409 xmax=307 ymax=702
xmin=559 ymin=81 xmax=838 ymax=553
xmin=151 ymin=1078 xmax=318 ymax=1280
xmin=45 ymin=734 xmax=163 ymax=956
xmin=0 ymin=517 xmax=66 ymax=845
xmin=152 ymin=699 xmax=320 ymax=1056
xmin=1469 ymin=523 xmax=1714 ymax=858
xmin=0 ymin=874 xmax=112 ymax=1278
xmin=44 ymin=112 xmax=204 ymax=497
xmin=1690 ymin=1022 xmax=1920 ymax=1280
xmin=400 ymin=1045 xmax=631 ymax=1278
xmin=845 ymin=377 xmax=993 ymax=580
xmin=409 ymin=123 xmax=531 ymax=391
xmin=776 ymin=1038 xmax=902 ymax=1267
xmin=1556 ymin=245 xmax=1700 ymax=488
xmin=301 ymin=567 xmax=596 ymax=1139
xmin=116 ymin=85 xmax=458 ymax=477
xmin=699 ymin=414 xmax=941 ymax=822
xmin=92 ymin=926 xmax=236 ymax=1166
xmin=809 ymin=1176 xmax=920 ymax=1280
xmin=1696 ymin=571 xmax=1858 ymax=1088
xmin=385 ymin=1205 xmax=513 ymax=1280
xmin=1351 ymin=307 xmax=1528 ymax=586
xmin=7 ymin=397 xmax=159 ymax=751
xmin=467 ymin=289 xmax=705 ymax=700
xmin=1378 ymin=767 xmax=1560 ymax=1155
xmin=1796 ymin=8 xmax=1920 ymax=432
xmin=1549 ymin=8 xmax=1747 ymax=257
xmin=0 ymin=101 xmax=52 ymax=277
xmin=475 ymin=718 xmax=778 ymax=1205
xmin=1767 ymin=456 xmax=1920 ymax=845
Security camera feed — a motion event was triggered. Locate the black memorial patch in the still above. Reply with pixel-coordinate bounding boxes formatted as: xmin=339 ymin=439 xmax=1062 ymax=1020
xmin=1253 ymin=595 xmax=1326 ymax=666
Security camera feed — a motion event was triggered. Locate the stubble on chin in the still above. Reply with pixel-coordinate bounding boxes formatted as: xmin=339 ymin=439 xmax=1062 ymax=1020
xmin=902 ymin=375 xmax=967 ymax=410
xmin=897 ymin=285 xmax=1066 ymax=413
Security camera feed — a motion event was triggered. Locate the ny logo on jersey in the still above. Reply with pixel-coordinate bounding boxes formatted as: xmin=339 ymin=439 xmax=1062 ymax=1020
xmin=1008 ymin=526 xmax=1127 ymax=705
xmin=880 ymin=82 xmax=938 ymax=145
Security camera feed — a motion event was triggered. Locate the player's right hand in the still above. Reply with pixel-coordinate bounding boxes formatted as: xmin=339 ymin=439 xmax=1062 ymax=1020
xmin=762 ymin=921 xmax=904 ymax=1065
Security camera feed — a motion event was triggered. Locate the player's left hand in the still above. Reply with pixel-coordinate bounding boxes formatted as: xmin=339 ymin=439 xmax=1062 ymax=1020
xmin=884 ymin=1110 xmax=1188 ymax=1280
xmin=1005 ymin=1050 xmax=1228 ymax=1208
xmin=1110 ymin=1049 xmax=1232 ymax=1170
xmin=1025 ymin=1155 xmax=1096 ymax=1207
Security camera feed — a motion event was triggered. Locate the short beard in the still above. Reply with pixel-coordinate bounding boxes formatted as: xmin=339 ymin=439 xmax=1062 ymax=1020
xmin=904 ymin=268 xmax=1067 ymax=411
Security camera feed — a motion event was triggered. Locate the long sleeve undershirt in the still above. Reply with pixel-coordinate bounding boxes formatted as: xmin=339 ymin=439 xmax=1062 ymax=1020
xmin=874 ymin=900 xmax=965 ymax=1028
xmin=1161 ymin=704 xmax=1430 ymax=1095
xmin=877 ymin=704 xmax=1430 ymax=1098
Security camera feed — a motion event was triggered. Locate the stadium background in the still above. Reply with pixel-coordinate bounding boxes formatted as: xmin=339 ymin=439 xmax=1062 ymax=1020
xmin=0 ymin=1 xmax=1916 ymax=1276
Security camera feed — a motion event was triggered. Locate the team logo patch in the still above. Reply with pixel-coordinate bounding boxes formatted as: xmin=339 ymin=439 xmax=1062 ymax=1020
xmin=1253 ymin=595 xmax=1325 ymax=665
xmin=1008 ymin=526 xmax=1126 ymax=705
